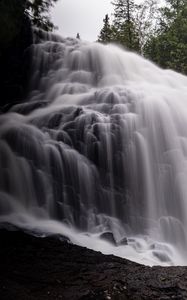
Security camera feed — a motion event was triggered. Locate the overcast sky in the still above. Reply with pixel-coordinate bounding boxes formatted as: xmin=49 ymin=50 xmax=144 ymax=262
xmin=52 ymin=0 xmax=142 ymax=42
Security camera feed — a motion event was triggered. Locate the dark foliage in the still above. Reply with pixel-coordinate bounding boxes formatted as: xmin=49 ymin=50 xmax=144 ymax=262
xmin=0 ymin=0 xmax=58 ymax=109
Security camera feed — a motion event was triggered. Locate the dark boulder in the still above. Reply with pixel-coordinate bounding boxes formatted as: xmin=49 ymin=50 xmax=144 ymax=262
xmin=45 ymin=233 xmax=71 ymax=243
xmin=99 ymin=231 xmax=117 ymax=245
xmin=118 ymin=237 xmax=128 ymax=246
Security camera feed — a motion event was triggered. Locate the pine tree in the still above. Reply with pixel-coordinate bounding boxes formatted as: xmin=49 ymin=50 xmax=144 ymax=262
xmin=98 ymin=14 xmax=112 ymax=43
xmin=112 ymin=0 xmax=133 ymax=29
xmin=144 ymin=0 xmax=187 ymax=74
xmin=26 ymin=0 xmax=59 ymax=31
xmin=111 ymin=0 xmax=140 ymax=51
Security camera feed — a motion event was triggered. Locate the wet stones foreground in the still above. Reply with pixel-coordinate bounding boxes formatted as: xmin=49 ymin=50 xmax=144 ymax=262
xmin=0 ymin=230 xmax=187 ymax=300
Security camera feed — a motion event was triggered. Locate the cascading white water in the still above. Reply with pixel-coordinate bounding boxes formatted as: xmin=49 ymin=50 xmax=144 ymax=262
xmin=1 ymin=29 xmax=187 ymax=265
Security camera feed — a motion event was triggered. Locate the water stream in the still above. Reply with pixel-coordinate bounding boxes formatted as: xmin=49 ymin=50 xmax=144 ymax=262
xmin=1 ymin=30 xmax=187 ymax=265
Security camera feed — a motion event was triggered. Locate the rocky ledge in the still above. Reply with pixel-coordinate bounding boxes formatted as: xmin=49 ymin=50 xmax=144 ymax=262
xmin=0 ymin=229 xmax=187 ymax=300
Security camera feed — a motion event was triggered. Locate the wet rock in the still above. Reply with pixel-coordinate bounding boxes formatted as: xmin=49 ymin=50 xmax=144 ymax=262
xmin=152 ymin=251 xmax=171 ymax=263
xmin=99 ymin=232 xmax=117 ymax=245
xmin=45 ymin=233 xmax=71 ymax=243
xmin=11 ymin=100 xmax=48 ymax=115
xmin=118 ymin=237 xmax=128 ymax=246
xmin=1 ymin=230 xmax=187 ymax=300
xmin=0 ymin=222 xmax=20 ymax=232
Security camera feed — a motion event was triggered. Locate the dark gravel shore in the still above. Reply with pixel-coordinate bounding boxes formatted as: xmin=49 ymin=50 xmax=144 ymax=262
xmin=0 ymin=229 xmax=187 ymax=300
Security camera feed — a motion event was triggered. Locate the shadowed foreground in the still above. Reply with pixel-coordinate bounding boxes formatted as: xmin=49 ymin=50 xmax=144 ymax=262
xmin=0 ymin=230 xmax=187 ymax=300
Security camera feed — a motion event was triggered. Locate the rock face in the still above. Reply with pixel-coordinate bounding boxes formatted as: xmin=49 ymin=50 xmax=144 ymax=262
xmin=1 ymin=230 xmax=187 ymax=300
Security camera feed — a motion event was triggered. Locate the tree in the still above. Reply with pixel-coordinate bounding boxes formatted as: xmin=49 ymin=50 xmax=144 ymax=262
xmin=26 ymin=0 xmax=59 ymax=31
xmin=98 ymin=14 xmax=113 ymax=43
xmin=134 ymin=0 xmax=158 ymax=54
xmin=144 ymin=0 xmax=187 ymax=74
xmin=0 ymin=0 xmax=26 ymax=50
xmin=112 ymin=0 xmax=134 ymax=30
xmin=0 ymin=0 xmax=59 ymax=52
xmin=111 ymin=0 xmax=140 ymax=51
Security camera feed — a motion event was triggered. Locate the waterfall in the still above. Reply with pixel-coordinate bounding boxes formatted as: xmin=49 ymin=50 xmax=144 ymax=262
xmin=1 ymin=29 xmax=187 ymax=266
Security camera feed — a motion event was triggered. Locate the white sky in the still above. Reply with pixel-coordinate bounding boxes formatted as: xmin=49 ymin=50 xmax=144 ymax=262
xmin=52 ymin=0 xmax=143 ymax=42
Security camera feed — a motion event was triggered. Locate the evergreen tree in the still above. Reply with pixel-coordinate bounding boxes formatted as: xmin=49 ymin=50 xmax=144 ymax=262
xmin=98 ymin=14 xmax=113 ymax=43
xmin=97 ymin=0 xmax=187 ymax=74
xmin=111 ymin=0 xmax=140 ymax=51
xmin=112 ymin=0 xmax=134 ymax=30
xmin=144 ymin=0 xmax=187 ymax=74
xmin=26 ymin=0 xmax=59 ymax=31
xmin=0 ymin=0 xmax=59 ymax=52
xmin=0 ymin=0 xmax=26 ymax=50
